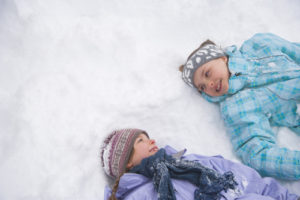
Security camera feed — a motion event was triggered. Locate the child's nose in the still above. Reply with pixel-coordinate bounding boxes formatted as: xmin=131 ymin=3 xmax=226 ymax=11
xmin=209 ymin=81 xmax=214 ymax=88
xmin=149 ymin=139 xmax=155 ymax=144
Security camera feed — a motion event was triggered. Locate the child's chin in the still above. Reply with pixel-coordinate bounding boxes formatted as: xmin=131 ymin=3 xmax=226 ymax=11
xmin=211 ymin=92 xmax=226 ymax=97
xmin=213 ymin=93 xmax=224 ymax=97
xmin=219 ymin=86 xmax=229 ymax=95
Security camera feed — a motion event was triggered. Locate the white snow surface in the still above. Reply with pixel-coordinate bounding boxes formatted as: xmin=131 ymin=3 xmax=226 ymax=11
xmin=0 ymin=0 xmax=300 ymax=199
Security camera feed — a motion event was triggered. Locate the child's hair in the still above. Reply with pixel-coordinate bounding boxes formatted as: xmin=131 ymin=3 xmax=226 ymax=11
xmin=179 ymin=39 xmax=216 ymax=72
xmin=101 ymin=128 xmax=148 ymax=200
xmin=109 ymin=171 xmax=125 ymax=200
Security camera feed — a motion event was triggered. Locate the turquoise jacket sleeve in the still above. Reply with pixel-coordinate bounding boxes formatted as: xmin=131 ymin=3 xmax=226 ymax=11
xmin=222 ymin=100 xmax=300 ymax=180
xmin=240 ymin=33 xmax=300 ymax=64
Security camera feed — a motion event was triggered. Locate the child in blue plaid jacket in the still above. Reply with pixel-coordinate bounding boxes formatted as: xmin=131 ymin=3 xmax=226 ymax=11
xmin=180 ymin=33 xmax=300 ymax=180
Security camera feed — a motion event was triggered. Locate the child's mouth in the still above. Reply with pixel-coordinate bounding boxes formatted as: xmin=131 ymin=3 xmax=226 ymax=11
xmin=150 ymin=146 xmax=158 ymax=153
xmin=216 ymin=80 xmax=222 ymax=92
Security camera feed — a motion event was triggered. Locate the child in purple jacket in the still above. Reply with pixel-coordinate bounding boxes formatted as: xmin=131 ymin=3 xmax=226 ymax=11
xmin=101 ymin=128 xmax=299 ymax=200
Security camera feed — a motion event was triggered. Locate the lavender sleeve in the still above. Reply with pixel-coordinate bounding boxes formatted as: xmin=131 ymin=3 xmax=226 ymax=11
xmin=178 ymin=147 xmax=298 ymax=200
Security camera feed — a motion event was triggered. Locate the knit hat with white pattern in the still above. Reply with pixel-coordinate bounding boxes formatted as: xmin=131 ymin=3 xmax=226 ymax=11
xmin=181 ymin=44 xmax=226 ymax=88
xmin=101 ymin=128 xmax=148 ymax=179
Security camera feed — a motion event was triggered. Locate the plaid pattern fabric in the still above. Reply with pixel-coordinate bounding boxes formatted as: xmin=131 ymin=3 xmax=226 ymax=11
xmin=203 ymin=33 xmax=300 ymax=180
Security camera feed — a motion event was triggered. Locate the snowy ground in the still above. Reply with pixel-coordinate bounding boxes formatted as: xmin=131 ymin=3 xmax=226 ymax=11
xmin=0 ymin=0 xmax=300 ymax=199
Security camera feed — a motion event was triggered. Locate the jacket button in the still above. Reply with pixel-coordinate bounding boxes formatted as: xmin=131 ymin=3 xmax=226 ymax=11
xmin=266 ymin=112 xmax=272 ymax=118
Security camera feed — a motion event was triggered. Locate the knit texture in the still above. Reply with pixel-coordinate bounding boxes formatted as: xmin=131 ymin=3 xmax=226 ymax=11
xmin=130 ymin=148 xmax=237 ymax=200
xmin=182 ymin=44 xmax=225 ymax=88
xmin=101 ymin=128 xmax=148 ymax=178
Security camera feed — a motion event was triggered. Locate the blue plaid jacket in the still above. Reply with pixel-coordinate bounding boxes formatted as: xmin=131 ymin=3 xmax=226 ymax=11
xmin=202 ymin=33 xmax=300 ymax=180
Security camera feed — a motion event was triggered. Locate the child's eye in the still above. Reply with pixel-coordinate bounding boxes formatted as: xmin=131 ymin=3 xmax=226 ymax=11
xmin=205 ymin=71 xmax=210 ymax=77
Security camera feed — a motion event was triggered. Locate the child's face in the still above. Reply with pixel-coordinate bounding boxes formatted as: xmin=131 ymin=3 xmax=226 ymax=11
xmin=126 ymin=133 xmax=159 ymax=169
xmin=193 ymin=56 xmax=230 ymax=97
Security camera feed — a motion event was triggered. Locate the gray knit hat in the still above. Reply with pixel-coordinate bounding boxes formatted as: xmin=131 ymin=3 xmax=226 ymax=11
xmin=101 ymin=128 xmax=148 ymax=179
xmin=182 ymin=44 xmax=225 ymax=88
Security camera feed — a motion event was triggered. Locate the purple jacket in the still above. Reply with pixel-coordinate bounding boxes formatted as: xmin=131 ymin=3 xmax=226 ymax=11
xmin=104 ymin=146 xmax=298 ymax=200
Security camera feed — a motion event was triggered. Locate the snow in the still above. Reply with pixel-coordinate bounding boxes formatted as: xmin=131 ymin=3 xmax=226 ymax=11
xmin=0 ymin=0 xmax=300 ymax=199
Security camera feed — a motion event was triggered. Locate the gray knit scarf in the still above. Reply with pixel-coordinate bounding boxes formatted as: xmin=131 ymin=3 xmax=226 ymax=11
xmin=130 ymin=148 xmax=237 ymax=200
